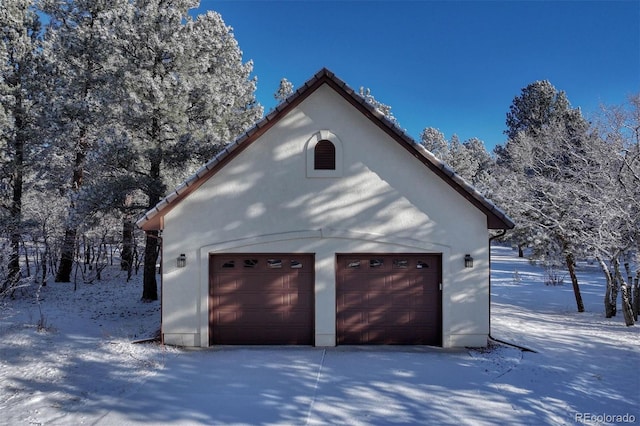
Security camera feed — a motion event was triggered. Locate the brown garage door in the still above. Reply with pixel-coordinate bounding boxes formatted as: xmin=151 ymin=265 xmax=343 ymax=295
xmin=209 ymin=254 xmax=314 ymax=345
xmin=336 ymin=253 xmax=442 ymax=345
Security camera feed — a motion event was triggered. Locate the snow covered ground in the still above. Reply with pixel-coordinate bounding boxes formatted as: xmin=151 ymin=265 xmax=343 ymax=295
xmin=0 ymin=246 xmax=638 ymax=425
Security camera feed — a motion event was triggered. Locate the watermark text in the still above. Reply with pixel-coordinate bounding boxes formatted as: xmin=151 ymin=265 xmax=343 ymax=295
xmin=575 ymin=412 xmax=636 ymax=425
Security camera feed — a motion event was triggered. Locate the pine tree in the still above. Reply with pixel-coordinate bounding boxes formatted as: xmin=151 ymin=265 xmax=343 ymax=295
xmin=420 ymin=127 xmax=449 ymax=159
xmin=39 ymin=0 xmax=127 ymax=282
xmin=494 ymin=81 xmax=591 ymax=312
xmin=0 ymin=0 xmax=41 ymax=291
xmin=115 ymin=1 xmax=262 ymax=301
xmin=504 ymin=80 xmax=573 ymax=141
xmin=358 ymin=87 xmax=399 ymax=126
xmin=420 ymin=129 xmax=493 ymax=190
xmin=274 ymin=78 xmax=294 ymax=103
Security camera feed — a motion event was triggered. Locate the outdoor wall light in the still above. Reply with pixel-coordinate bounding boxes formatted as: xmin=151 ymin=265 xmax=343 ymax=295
xmin=464 ymin=254 xmax=473 ymax=268
xmin=177 ymin=253 xmax=186 ymax=268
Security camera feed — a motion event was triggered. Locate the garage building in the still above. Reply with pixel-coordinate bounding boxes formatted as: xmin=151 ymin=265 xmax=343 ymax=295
xmin=137 ymin=68 xmax=514 ymax=348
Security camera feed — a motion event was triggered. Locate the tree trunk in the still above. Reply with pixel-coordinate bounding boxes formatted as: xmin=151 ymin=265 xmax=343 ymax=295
xmin=121 ymin=193 xmax=134 ymax=277
xmin=614 ymin=262 xmax=635 ymax=326
xmin=620 ymin=285 xmax=635 ymax=326
xmin=611 ymin=257 xmax=625 ymax=316
xmin=6 ymin=101 xmax=25 ymax=291
xmin=141 ymin=115 xmax=163 ymax=301
xmin=7 ymin=232 xmax=21 ymax=290
xmin=121 ymin=216 xmax=134 ymax=274
xmin=565 ymin=253 xmax=584 ymax=312
xmin=22 ymin=239 xmax=30 ymax=277
xmin=598 ymin=257 xmax=616 ymax=318
xmin=142 ymin=230 xmax=159 ymax=301
xmin=55 ymin=228 xmax=77 ymax=282
xmin=7 ymin=220 xmax=21 ymax=289
xmin=41 ymin=242 xmax=49 ymax=287
xmin=624 ymin=262 xmax=632 ymax=284
xmin=56 ymin=77 xmax=90 ymax=282
xmin=518 ymin=245 xmax=524 ymax=258
xmin=633 ymin=271 xmax=639 ymax=322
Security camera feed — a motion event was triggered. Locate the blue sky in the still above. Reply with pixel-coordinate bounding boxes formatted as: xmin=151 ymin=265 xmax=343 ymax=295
xmin=197 ymin=0 xmax=639 ymax=151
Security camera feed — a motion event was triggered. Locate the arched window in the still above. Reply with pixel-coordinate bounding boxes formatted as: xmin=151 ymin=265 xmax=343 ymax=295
xmin=314 ymin=140 xmax=336 ymax=170
xmin=306 ymin=130 xmax=343 ymax=178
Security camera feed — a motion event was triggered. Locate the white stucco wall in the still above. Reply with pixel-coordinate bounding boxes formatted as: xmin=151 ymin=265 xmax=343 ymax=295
xmin=160 ymin=84 xmax=490 ymax=348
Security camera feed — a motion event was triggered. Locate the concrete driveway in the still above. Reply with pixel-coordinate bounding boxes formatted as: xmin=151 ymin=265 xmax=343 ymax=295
xmin=88 ymin=346 xmax=531 ymax=426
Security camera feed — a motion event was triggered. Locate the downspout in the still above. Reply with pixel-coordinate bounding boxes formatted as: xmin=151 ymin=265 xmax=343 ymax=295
xmin=487 ymin=229 xmax=537 ymax=353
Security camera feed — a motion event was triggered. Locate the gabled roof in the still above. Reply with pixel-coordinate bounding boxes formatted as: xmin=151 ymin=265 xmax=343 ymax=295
xmin=137 ymin=68 xmax=514 ymax=231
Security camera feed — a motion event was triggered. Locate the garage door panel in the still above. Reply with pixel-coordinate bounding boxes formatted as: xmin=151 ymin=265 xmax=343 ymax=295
xmin=215 ymin=292 xmax=312 ymax=310
xmin=241 ymin=308 xmax=305 ymax=321
xmin=339 ymin=290 xmax=367 ymax=305
xmin=213 ymin=278 xmax=276 ymax=293
xmin=387 ymin=278 xmax=421 ymax=292
xmin=387 ymin=287 xmax=425 ymax=302
xmin=337 ymin=312 xmax=409 ymax=329
xmin=291 ymin=293 xmax=314 ymax=309
xmin=368 ymin=310 xmax=438 ymax=326
xmin=216 ymin=308 xmax=312 ymax=323
xmin=215 ymin=311 xmax=241 ymax=324
xmin=391 ymin=291 xmax=439 ymax=307
xmin=341 ymin=329 xmax=434 ymax=345
xmin=210 ymin=254 xmax=314 ymax=345
xmin=212 ymin=278 xmax=241 ymax=293
xmin=367 ymin=310 xmax=413 ymax=325
xmin=337 ymin=253 xmax=442 ymax=345
xmin=214 ymin=276 xmax=304 ymax=293
xmin=213 ymin=328 xmax=310 ymax=345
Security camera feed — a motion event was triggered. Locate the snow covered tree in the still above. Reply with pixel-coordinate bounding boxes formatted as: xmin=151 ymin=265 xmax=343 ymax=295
xmin=419 ymin=129 xmax=493 ymax=190
xmin=493 ymin=81 xmax=592 ymax=312
xmin=446 ymin=136 xmax=493 ymax=189
xmin=420 ymin=127 xmax=449 ymax=159
xmin=39 ymin=0 xmax=127 ymax=283
xmin=0 ymin=0 xmax=42 ymax=291
xmin=274 ymin=77 xmax=294 ymax=103
xmin=498 ymin=91 xmax=638 ymax=323
xmin=495 ymin=122 xmax=589 ymax=312
xmin=114 ymin=1 xmax=262 ymax=301
xmin=504 ymin=80 xmax=573 ymax=141
xmin=460 ymin=137 xmax=494 ymax=192
xmin=497 ymin=80 xmax=584 ymax=170
xmin=589 ymin=94 xmax=639 ymax=324
xmin=359 ymin=87 xmax=399 ymax=127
